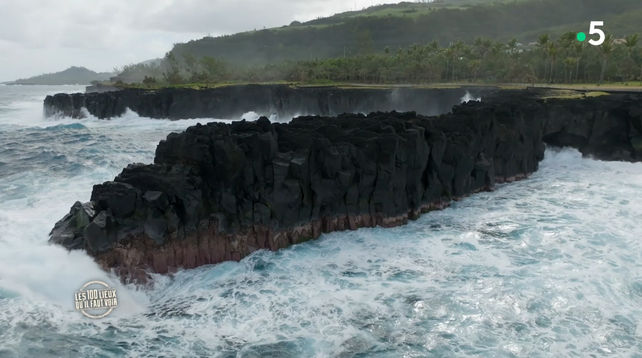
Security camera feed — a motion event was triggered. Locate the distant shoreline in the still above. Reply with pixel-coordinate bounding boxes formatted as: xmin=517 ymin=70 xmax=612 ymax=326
xmin=3 ymin=66 xmax=113 ymax=87
xmin=0 ymin=83 xmax=88 ymax=86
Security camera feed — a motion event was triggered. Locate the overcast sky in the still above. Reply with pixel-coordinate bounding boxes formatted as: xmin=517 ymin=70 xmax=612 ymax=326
xmin=0 ymin=0 xmax=401 ymax=82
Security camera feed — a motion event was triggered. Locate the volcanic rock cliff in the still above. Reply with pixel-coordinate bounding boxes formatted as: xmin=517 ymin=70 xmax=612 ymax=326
xmin=43 ymin=84 xmax=495 ymax=120
xmin=49 ymin=89 xmax=642 ymax=283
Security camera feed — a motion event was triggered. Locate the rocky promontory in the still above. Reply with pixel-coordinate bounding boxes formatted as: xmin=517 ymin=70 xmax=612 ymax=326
xmin=49 ymin=89 xmax=642 ymax=283
xmin=43 ymin=84 xmax=496 ymax=120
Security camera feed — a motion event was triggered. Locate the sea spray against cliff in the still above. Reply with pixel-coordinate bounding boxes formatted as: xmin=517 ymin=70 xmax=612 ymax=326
xmin=46 ymin=86 xmax=494 ymax=120
xmin=461 ymin=90 xmax=482 ymax=103
xmin=0 ymin=88 xmax=299 ymax=316
xmin=0 ymin=87 xmax=257 ymax=316
xmin=2 ymin=86 xmax=642 ymax=357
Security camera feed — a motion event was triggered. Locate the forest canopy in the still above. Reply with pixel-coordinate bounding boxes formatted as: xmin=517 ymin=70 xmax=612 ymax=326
xmin=117 ymin=32 xmax=642 ymax=87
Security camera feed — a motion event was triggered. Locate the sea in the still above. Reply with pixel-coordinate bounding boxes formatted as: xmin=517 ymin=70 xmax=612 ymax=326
xmin=0 ymin=85 xmax=640 ymax=358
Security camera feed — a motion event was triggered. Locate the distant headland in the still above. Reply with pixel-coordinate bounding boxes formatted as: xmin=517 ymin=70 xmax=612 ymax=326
xmin=2 ymin=66 xmax=114 ymax=86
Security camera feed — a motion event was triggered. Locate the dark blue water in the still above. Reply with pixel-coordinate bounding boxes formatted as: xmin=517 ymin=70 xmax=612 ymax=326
xmin=0 ymin=85 xmax=641 ymax=358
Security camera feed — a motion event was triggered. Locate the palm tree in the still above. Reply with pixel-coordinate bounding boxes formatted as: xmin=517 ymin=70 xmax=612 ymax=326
xmin=624 ymin=33 xmax=639 ymax=57
xmin=558 ymin=32 xmax=576 ymax=61
xmin=546 ymin=42 xmax=558 ymax=83
xmin=468 ymin=59 xmax=482 ymax=82
xmin=562 ymin=57 xmax=578 ymax=83
xmin=624 ymin=34 xmax=642 ymax=84
xmin=473 ymin=37 xmax=484 ymax=57
xmin=559 ymin=32 xmax=576 ymax=47
xmin=537 ymin=34 xmax=550 ymax=47
xmin=536 ymin=34 xmax=550 ymax=81
xmin=481 ymin=38 xmax=493 ymax=59
xmin=451 ymin=40 xmax=466 ymax=81
xmin=599 ymin=35 xmax=615 ymax=84
xmin=506 ymin=38 xmax=519 ymax=54
xmin=622 ymin=33 xmax=640 ymax=83
xmin=426 ymin=40 xmax=440 ymax=54
xmin=573 ymin=42 xmax=584 ymax=82
xmin=444 ymin=47 xmax=455 ymax=82
xmin=505 ymin=38 xmax=520 ymax=82
xmin=616 ymin=34 xmax=639 ymax=82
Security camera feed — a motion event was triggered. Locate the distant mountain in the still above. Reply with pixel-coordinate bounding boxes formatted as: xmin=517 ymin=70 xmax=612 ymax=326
xmin=4 ymin=66 xmax=114 ymax=85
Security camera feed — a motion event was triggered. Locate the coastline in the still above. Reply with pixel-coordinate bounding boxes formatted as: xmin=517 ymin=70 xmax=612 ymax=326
xmin=47 ymin=87 xmax=642 ymax=284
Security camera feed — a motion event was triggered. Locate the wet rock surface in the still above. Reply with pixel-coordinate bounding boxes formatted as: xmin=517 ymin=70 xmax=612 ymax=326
xmin=49 ymin=89 xmax=642 ymax=283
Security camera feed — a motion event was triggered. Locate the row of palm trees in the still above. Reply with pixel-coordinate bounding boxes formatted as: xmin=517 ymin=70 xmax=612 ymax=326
xmin=129 ymin=32 xmax=642 ymax=86
xmin=241 ymin=32 xmax=641 ymax=85
xmin=534 ymin=32 xmax=640 ymax=84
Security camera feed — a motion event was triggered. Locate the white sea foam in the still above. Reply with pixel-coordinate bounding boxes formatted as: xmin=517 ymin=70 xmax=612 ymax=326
xmin=0 ymin=91 xmax=265 ymax=318
xmin=0 ymin=86 xmax=641 ymax=357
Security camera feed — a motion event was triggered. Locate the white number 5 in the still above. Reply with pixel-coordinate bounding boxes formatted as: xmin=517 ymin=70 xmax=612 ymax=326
xmin=589 ymin=21 xmax=605 ymax=46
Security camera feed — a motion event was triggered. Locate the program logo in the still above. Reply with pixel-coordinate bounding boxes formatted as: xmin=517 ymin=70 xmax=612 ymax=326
xmin=74 ymin=280 xmax=118 ymax=319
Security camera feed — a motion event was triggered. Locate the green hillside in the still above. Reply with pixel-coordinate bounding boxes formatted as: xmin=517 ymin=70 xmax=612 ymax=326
xmin=507 ymin=8 xmax=642 ymax=42
xmin=5 ymin=66 xmax=113 ymax=85
xmin=283 ymin=0 xmax=527 ymax=28
xmin=170 ymin=0 xmax=642 ymax=67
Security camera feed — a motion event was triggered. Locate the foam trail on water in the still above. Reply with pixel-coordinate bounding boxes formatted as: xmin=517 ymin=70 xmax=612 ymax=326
xmin=0 ymin=95 xmax=255 ymax=318
xmin=121 ymin=148 xmax=641 ymax=357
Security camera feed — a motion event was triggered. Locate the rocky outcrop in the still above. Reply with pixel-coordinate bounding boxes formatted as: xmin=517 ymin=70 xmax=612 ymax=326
xmin=44 ymin=84 xmax=495 ymax=120
xmin=49 ymin=89 xmax=642 ymax=283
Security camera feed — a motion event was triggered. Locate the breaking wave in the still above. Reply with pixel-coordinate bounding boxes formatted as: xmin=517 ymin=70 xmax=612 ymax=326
xmin=0 ymin=85 xmax=640 ymax=357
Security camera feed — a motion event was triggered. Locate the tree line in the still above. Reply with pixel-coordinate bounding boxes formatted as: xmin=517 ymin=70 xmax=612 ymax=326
xmin=166 ymin=0 xmax=642 ymax=67
xmin=117 ymin=31 xmax=642 ymax=87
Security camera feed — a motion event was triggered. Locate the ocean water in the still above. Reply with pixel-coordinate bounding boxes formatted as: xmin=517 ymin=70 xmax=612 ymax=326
xmin=0 ymin=85 xmax=640 ymax=358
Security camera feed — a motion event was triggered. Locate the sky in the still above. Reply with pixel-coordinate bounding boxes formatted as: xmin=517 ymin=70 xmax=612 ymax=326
xmin=0 ymin=0 xmax=402 ymax=82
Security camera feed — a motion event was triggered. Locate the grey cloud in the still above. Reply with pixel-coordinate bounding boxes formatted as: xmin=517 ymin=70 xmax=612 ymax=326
xmin=0 ymin=0 xmax=392 ymax=81
xmin=138 ymin=0 xmax=332 ymax=35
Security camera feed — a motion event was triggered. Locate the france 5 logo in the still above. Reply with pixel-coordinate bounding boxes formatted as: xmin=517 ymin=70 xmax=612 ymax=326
xmin=576 ymin=21 xmax=606 ymax=46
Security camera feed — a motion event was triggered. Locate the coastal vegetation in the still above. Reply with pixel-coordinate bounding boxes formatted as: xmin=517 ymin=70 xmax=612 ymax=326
xmin=110 ymin=0 xmax=642 ymax=88
xmin=116 ymin=31 xmax=642 ymax=88
xmin=167 ymin=0 xmax=642 ymax=67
